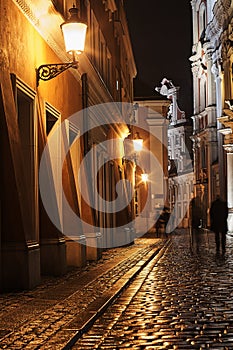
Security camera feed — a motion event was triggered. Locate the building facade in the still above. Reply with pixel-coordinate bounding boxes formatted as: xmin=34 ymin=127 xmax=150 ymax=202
xmin=156 ymin=79 xmax=194 ymax=229
xmin=133 ymin=96 xmax=171 ymax=233
xmin=190 ymin=0 xmax=233 ymax=232
xmin=0 ymin=0 xmax=136 ymax=291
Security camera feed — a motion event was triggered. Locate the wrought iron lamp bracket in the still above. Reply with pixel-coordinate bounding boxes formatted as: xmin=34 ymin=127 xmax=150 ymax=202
xmin=36 ymin=61 xmax=78 ymax=86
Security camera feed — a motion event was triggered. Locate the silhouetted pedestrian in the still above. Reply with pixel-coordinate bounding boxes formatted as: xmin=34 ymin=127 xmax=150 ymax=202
xmin=210 ymin=196 xmax=228 ymax=254
xmin=189 ymin=196 xmax=202 ymax=252
xmin=190 ymin=196 xmax=202 ymax=229
xmin=154 ymin=206 xmax=170 ymax=237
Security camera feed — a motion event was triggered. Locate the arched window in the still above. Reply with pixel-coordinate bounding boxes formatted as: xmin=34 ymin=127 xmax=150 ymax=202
xmin=200 ymin=76 xmax=206 ymax=112
xmin=199 ymin=3 xmax=206 ymax=40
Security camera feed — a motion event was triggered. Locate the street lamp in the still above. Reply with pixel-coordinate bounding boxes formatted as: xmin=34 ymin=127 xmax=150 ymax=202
xmin=122 ymin=131 xmax=143 ymax=164
xmin=36 ymin=5 xmax=87 ymax=85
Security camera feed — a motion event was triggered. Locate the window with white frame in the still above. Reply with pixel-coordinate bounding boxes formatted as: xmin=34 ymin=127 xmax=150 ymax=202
xmin=200 ymin=77 xmax=206 ymax=112
xmin=65 ymin=120 xmax=80 ymax=147
xmin=11 ymin=74 xmax=37 ymax=240
xmin=199 ymin=2 xmax=207 ymax=39
xmin=45 ymin=102 xmax=60 ymax=136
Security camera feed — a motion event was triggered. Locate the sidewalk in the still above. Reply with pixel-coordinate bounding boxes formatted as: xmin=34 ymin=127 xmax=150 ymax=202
xmin=0 ymin=233 xmax=167 ymax=349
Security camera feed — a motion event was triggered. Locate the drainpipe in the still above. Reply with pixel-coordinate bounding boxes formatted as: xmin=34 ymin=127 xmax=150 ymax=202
xmin=81 ymin=73 xmax=97 ymax=226
xmin=82 ymin=73 xmax=89 ymax=155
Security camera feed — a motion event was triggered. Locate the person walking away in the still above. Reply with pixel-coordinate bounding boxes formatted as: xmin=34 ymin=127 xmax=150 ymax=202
xmin=189 ymin=196 xmax=202 ymax=252
xmin=210 ymin=196 xmax=228 ymax=254
xmin=154 ymin=206 xmax=170 ymax=237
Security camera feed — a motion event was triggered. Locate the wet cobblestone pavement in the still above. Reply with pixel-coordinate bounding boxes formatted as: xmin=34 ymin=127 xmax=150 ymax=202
xmin=0 ymin=233 xmax=164 ymax=349
xmin=72 ymin=230 xmax=233 ymax=349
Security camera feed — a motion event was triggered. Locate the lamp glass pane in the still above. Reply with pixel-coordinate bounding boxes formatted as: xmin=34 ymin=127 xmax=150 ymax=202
xmin=62 ymin=22 xmax=87 ymax=54
xmin=141 ymin=173 xmax=148 ymax=182
xmin=133 ymin=138 xmax=143 ymax=152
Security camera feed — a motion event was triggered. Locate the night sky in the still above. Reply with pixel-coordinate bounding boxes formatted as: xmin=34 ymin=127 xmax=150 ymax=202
xmin=124 ymin=0 xmax=193 ymax=117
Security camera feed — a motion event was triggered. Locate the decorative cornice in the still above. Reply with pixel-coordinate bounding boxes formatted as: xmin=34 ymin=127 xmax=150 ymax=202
xmin=223 ymin=144 xmax=233 ymax=152
xmin=205 ymin=105 xmax=217 ymax=113
xmin=219 ymin=106 xmax=233 ymax=122
xmin=136 ymin=100 xmax=170 ymax=108
xmin=189 ymin=42 xmax=202 ymax=62
xmin=13 ymin=0 xmax=39 ymax=26
xmin=146 ymin=118 xmax=169 ymax=127
xmin=218 ymin=109 xmax=233 ymax=144
xmin=218 ymin=127 xmax=232 ymax=135
xmin=206 ymin=0 xmax=232 ymax=42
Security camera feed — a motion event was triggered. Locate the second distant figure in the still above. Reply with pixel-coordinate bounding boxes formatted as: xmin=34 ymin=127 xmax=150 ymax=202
xmin=190 ymin=196 xmax=202 ymax=230
xmin=190 ymin=196 xmax=203 ymax=252
xmin=210 ymin=196 xmax=228 ymax=254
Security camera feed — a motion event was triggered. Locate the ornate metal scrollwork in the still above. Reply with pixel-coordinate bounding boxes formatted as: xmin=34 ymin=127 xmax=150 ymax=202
xmin=36 ymin=62 xmax=78 ymax=85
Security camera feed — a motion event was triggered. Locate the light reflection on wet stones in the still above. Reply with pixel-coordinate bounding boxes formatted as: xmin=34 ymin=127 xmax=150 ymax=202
xmin=72 ymin=232 xmax=233 ymax=349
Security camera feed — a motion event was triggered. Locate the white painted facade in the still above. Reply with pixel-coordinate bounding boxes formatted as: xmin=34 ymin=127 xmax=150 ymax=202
xmin=155 ymin=79 xmax=194 ymax=229
xmin=190 ymin=0 xmax=233 ymax=233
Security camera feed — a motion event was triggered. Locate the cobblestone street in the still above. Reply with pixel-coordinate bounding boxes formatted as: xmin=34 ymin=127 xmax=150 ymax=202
xmin=1 ymin=230 xmax=233 ymax=349
xmin=72 ymin=230 xmax=233 ymax=349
